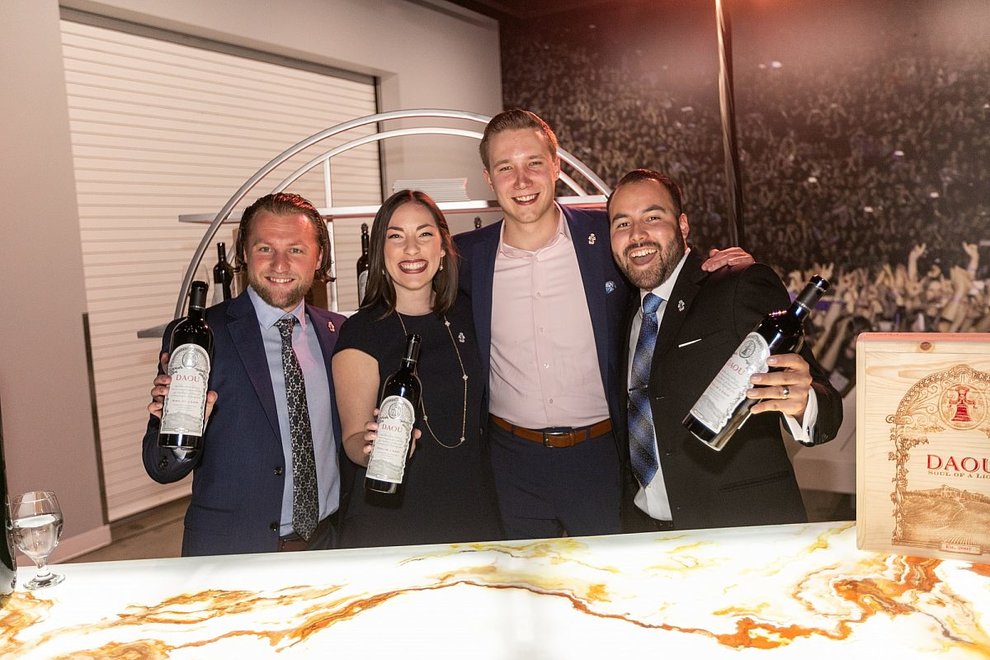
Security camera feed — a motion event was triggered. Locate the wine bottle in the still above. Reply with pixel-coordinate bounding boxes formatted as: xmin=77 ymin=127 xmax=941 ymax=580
xmin=356 ymin=223 xmax=370 ymax=306
xmin=212 ymin=242 xmax=234 ymax=305
xmin=0 ymin=412 xmax=15 ymax=608
xmin=159 ymin=281 xmax=214 ymax=455
xmin=683 ymin=276 xmax=830 ymax=451
xmin=366 ymin=333 xmax=422 ymax=494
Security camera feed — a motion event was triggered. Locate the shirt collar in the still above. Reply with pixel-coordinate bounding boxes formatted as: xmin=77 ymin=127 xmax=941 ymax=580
xmin=498 ymin=203 xmax=569 ymax=258
xmin=641 ymin=247 xmax=691 ymax=309
xmin=247 ymin=286 xmax=307 ymax=330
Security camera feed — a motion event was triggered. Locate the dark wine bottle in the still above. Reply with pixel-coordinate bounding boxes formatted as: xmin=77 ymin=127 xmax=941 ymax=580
xmin=356 ymin=223 xmax=370 ymax=306
xmin=212 ymin=241 xmax=234 ymax=304
xmin=366 ymin=333 xmax=422 ymax=494
xmin=0 ymin=406 xmax=15 ymax=608
xmin=159 ymin=281 xmax=214 ymax=455
xmin=683 ymin=276 xmax=830 ymax=451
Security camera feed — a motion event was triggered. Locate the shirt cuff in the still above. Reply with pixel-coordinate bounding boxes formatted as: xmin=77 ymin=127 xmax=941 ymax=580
xmin=783 ymin=388 xmax=818 ymax=444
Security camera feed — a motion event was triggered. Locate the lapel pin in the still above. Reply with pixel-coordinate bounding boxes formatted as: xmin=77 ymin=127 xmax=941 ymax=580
xmin=457 ymin=332 xmax=466 ymax=343
xmin=327 ymin=320 xmax=336 ymax=333
xmin=677 ymin=299 xmax=685 ymax=312
xmin=588 ymin=233 xmax=597 ymax=245
xmin=605 ymin=280 xmax=616 ymax=294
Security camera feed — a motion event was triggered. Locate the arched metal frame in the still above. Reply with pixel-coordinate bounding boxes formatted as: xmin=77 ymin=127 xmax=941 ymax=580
xmin=174 ymin=108 xmax=611 ymax=318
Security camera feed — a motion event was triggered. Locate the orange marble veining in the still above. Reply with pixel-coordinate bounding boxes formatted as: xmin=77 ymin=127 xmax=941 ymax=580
xmin=6 ymin=531 xmax=990 ymax=656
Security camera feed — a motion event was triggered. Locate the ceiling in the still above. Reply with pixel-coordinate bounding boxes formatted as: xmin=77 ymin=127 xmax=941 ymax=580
xmin=444 ymin=0 xmax=619 ymax=21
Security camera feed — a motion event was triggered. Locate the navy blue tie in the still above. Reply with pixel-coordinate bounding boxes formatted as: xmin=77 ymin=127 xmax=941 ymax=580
xmin=629 ymin=293 xmax=662 ymax=487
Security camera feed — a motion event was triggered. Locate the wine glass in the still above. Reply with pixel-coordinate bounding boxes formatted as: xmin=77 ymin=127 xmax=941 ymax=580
xmin=10 ymin=490 xmax=65 ymax=589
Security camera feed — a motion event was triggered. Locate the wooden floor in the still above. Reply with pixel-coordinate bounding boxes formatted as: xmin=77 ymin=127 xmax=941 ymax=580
xmin=64 ymin=491 xmax=854 ymax=564
xmin=66 ymin=496 xmax=188 ymax=563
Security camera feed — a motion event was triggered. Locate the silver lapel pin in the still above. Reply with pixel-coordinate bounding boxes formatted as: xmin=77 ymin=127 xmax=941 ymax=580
xmin=588 ymin=233 xmax=596 ymax=245
xmin=605 ymin=280 xmax=615 ymax=294
xmin=457 ymin=332 xmax=466 ymax=343
xmin=677 ymin=299 xmax=685 ymax=312
xmin=327 ymin=320 xmax=336 ymax=332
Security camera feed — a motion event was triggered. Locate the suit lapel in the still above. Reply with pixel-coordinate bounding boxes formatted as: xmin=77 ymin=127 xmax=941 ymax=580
xmin=226 ymin=294 xmax=281 ymax=440
xmin=566 ymin=206 xmax=611 ymax=391
xmin=472 ymin=222 xmax=500 ymax=382
xmin=308 ymin=305 xmax=343 ymax=446
xmin=307 ymin=305 xmax=337 ymax=394
xmin=655 ymin=252 xmax=706 ymax=366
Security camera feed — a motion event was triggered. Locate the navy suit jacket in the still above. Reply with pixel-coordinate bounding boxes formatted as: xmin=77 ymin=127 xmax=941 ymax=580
xmin=453 ymin=205 xmax=631 ymax=431
xmin=618 ymin=252 xmax=842 ymax=531
xmin=142 ymin=292 xmax=346 ymax=556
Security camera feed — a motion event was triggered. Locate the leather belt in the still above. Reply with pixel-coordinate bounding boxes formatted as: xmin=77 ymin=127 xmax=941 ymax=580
xmin=489 ymin=414 xmax=612 ymax=448
xmin=278 ymin=513 xmax=334 ymax=552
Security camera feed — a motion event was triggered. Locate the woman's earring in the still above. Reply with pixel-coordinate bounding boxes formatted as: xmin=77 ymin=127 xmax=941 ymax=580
xmin=439 ymin=257 xmax=444 ymax=272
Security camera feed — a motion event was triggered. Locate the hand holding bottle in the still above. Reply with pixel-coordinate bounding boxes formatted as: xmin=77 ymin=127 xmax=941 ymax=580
xmin=747 ymin=353 xmax=813 ymax=422
xmin=354 ymin=407 xmax=421 ymax=467
xmin=148 ymin=351 xmax=218 ymax=421
xmin=684 ymin=275 xmax=828 ymax=451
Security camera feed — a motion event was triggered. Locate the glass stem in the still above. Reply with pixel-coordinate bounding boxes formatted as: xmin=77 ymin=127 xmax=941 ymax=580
xmin=34 ymin=557 xmax=51 ymax=580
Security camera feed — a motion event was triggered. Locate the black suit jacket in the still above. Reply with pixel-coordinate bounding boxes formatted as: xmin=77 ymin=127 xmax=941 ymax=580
xmin=142 ymin=292 xmax=346 ymax=556
xmin=619 ymin=253 xmax=841 ymax=531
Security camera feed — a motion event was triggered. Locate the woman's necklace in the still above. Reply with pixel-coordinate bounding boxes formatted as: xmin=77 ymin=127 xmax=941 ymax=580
xmin=397 ymin=312 xmax=467 ymax=449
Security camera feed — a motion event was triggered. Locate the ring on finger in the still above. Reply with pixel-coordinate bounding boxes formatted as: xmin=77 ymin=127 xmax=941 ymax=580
xmin=781 ymin=385 xmax=790 ymax=399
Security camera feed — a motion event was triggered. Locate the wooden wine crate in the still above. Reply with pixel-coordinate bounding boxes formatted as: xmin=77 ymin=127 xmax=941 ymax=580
xmin=856 ymin=332 xmax=990 ymax=561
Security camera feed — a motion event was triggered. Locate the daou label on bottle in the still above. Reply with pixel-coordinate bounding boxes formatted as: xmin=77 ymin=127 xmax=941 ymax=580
xmin=688 ymin=332 xmax=771 ymax=436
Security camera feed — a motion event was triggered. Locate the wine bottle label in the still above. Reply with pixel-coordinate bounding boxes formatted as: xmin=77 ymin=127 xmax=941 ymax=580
xmin=367 ymin=395 xmax=415 ymax=484
xmin=357 ymin=270 xmax=369 ymax=304
xmin=689 ymin=332 xmax=770 ymax=433
xmin=160 ymin=344 xmax=211 ymax=436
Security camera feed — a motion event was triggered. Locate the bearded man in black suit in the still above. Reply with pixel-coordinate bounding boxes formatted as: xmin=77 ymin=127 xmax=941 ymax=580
xmin=607 ymin=169 xmax=841 ymax=532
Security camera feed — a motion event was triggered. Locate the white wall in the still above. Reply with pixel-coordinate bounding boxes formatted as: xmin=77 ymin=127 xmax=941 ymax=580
xmin=66 ymin=0 xmax=503 ymax=198
xmin=0 ymin=0 xmax=501 ymax=559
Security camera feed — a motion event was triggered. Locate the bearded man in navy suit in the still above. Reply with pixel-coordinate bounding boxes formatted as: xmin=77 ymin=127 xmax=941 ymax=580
xmin=144 ymin=192 xmax=347 ymax=556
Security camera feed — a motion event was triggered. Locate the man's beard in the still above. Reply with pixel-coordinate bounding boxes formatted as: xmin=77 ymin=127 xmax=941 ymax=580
xmin=619 ymin=234 xmax=685 ymax=291
xmin=248 ymin=272 xmax=313 ymax=311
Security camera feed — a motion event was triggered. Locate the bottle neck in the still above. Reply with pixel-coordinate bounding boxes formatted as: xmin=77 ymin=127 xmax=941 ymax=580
xmin=189 ymin=282 xmax=209 ymax=312
xmin=789 ymin=298 xmax=812 ymax=322
xmin=790 ymin=280 xmax=827 ymax=321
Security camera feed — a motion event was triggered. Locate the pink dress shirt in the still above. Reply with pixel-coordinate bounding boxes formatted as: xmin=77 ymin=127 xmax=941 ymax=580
xmin=488 ymin=206 xmax=610 ymax=429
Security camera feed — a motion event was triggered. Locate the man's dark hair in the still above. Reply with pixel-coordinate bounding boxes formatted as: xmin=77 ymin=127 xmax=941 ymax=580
xmin=606 ymin=168 xmax=685 ymax=218
xmin=363 ymin=189 xmax=459 ymax=316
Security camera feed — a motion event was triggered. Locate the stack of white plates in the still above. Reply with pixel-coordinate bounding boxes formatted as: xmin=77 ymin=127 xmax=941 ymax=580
xmin=392 ymin=178 xmax=469 ymax=202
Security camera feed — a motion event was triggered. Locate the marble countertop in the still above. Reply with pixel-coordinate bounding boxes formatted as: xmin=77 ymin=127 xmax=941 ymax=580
xmin=3 ymin=521 xmax=988 ymax=658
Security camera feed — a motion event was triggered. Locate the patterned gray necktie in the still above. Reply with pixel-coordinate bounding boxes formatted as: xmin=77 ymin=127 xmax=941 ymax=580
xmin=275 ymin=317 xmax=319 ymax=541
xmin=629 ymin=293 xmax=662 ymax=487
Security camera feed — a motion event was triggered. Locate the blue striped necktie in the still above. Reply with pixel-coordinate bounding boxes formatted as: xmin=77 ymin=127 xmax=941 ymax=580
xmin=629 ymin=293 xmax=662 ymax=487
